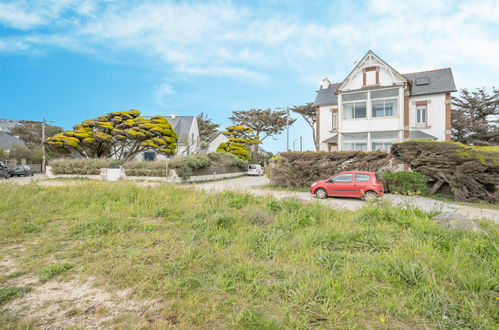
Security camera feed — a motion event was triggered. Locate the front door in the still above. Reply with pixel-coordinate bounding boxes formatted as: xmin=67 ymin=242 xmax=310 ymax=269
xmin=325 ymin=173 xmax=354 ymax=197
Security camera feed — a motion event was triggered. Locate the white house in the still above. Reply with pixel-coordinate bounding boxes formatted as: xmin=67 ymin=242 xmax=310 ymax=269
xmin=205 ymin=131 xmax=229 ymax=153
xmin=138 ymin=114 xmax=200 ymax=161
xmin=314 ymin=50 xmax=457 ymax=152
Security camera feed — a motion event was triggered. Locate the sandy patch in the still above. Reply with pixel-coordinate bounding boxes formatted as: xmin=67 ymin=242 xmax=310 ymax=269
xmin=3 ymin=276 xmax=164 ymax=329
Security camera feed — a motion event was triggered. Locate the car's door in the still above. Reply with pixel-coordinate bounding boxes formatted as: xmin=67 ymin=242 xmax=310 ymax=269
xmin=353 ymin=173 xmax=371 ymax=197
xmin=325 ymin=173 xmax=354 ymax=197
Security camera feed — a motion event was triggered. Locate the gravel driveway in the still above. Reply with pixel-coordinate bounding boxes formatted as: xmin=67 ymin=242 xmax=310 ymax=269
xmin=193 ymin=175 xmax=499 ymax=222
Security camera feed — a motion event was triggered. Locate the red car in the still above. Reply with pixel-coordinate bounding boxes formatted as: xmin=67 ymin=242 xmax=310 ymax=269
xmin=310 ymin=171 xmax=383 ymax=201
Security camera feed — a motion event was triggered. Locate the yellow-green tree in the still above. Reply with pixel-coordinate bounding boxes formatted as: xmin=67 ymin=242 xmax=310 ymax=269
xmin=46 ymin=110 xmax=177 ymax=160
xmin=216 ymin=125 xmax=261 ymax=160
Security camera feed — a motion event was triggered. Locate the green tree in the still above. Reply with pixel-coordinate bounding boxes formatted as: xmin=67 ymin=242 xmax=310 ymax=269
xmin=217 ymin=125 xmax=261 ymax=160
xmin=10 ymin=122 xmax=62 ymax=147
xmin=46 ymin=110 xmax=178 ymax=160
xmin=452 ymin=88 xmax=499 ymax=145
xmin=197 ymin=112 xmax=220 ymax=150
xmin=290 ymin=103 xmax=318 ymax=151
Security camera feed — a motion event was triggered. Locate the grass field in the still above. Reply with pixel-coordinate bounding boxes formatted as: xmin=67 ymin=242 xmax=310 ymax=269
xmin=0 ymin=181 xmax=497 ymax=328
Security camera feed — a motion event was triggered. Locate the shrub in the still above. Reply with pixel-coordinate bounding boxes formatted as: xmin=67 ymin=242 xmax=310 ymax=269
xmin=169 ymin=154 xmax=211 ymax=179
xmin=124 ymin=161 xmax=167 ymax=177
xmin=392 ymin=141 xmax=499 ymax=203
xmin=382 ymin=171 xmax=429 ymax=195
xmin=270 ymin=151 xmax=391 ymax=188
xmin=50 ymin=158 xmax=112 ymax=175
xmin=207 ymin=152 xmax=247 ymax=167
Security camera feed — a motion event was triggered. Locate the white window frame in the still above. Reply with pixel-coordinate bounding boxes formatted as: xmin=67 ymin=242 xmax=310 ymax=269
xmin=331 ymin=112 xmax=338 ymax=130
xmin=342 ymin=101 xmax=367 ymax=119
xmin=416 ymin=105 xmax=428 ymax=127
xmin=371 ymin=97 xmax=398 ymax=118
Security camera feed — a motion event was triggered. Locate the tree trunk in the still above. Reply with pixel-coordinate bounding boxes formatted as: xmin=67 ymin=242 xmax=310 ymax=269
xmin=429 ymin=180 xmax=444 ymax=195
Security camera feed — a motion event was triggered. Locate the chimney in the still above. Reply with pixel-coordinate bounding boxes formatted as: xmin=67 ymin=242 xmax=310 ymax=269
xmin=321 ymin=76 xmax=330 ymax=89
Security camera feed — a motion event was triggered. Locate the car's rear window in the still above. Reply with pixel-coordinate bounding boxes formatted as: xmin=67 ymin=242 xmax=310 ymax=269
xmin=249 ymin=165 xmax=257 ymax=169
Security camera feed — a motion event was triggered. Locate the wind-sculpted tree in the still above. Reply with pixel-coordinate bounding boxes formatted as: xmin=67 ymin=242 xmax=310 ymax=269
xmin=46 ymin=110 xmax=178 ymax=160
xmin=216 ymin=125 xmax=261 ymax=160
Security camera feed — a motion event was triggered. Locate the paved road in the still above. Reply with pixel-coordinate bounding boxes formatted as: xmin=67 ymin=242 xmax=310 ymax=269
xmin=193 ymin=175 xmax=499 ymax=222
xmin=0 ymin=174 xmax=45 ymax=184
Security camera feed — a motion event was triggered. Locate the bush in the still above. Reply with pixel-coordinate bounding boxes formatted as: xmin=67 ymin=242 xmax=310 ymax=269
xmin=381 ymin=171 xmax=429 ymax=195
xmin=50 ymin=158 xmax=112 ymax=175
xmin=124 ymin=161 xmax=167 ymax=177
xmin=392 ymin=141 xmax=499 ymax=203
xmin=169 ymin=154 xmax=211 ymax=179
xmin=270 ymin=151 xmax=391 ymax=188
xmin=207 ymin=152 xmax=247 ymax=167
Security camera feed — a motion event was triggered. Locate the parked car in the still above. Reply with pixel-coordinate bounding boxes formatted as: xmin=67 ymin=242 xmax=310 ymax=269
xmin=0 ymin=162 xmax=9 ymax=180
xmin=310 ymin=171 xmax=383 ymax=201
xmin=247 ymin=164 xmax=264 ymax=176
xmin=9 ymin=165 xmax=34 ymax=177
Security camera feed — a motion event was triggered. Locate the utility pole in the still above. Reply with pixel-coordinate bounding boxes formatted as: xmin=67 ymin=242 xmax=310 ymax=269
xmin=41 ymin=119 xmax=46 ymax=174
xmin=286 ymin=107 xmax=289 ymax=152
xmin=276 ymin=107 xmax=290 ymax=152
xmin=300 ymin=136 xmax=303 ymax=152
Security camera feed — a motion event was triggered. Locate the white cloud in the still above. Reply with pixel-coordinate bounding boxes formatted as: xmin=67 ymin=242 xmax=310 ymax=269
xmin=0 ymin=0 xmax=498 ymax=87
xmin=153 ymin=83 xmax=175 ymax=108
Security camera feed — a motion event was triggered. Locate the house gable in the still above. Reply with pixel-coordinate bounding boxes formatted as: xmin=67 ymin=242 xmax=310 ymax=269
xmin=338 ymin=50 xmax=407 ymax=92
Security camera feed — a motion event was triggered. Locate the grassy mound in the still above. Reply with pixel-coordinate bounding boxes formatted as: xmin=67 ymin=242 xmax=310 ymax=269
xmin=0 ymin=182 xmax=497 ymax=328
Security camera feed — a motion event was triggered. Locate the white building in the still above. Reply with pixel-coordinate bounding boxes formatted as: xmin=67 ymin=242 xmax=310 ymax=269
xmin=314 ymin=50 xmax=457 ymax=152
xmin=205 ymin=131 xmax=229 ymax=154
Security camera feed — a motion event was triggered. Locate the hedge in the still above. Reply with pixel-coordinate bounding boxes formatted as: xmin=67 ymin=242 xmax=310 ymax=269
xmin=124 ymin=161 xmax=168 ymax=177
xmin=270 ymin=151 xmax=392 ymax=188
xmin=381 ymin=171 xmax=428 ymax=195
xmin=391 ymin=141 xmax=499 ymax=203
xmin=50 ymin=158 xmax=112 ymax=175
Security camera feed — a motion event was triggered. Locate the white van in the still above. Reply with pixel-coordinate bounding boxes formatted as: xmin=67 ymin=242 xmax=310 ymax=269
xmin=247 ymin=164 xmax=264 ymax=176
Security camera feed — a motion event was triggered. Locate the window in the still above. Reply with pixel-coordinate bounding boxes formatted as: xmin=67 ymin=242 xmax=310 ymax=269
xmin=372 ymin=98 xmax=397 ymax=117
xmin=415 ymin=77 xmax=430 ymax=86
xmin=416 ymin=105 xmax=427 ymax=125
xmin=331 ymin=112 xmax=338 ymax=130
xmin=332 ymin=173 xmax=353 ymax=183
xmin=342 ymin=133 xmax=368 ymax=151
xmin=143 ymin=151 xmax=156 ymax=161
xmin=343 ymin=102 xmax=367 ymax=119
xmin=371 ymin=131 xmax=398 ymax=152
xmin=355 ymin=173 xmax=370 ymax=182
xmin=342 ymin=92 xmax=367 ymax=119
xmin=371 ymin=89 xmax=399 ymax=118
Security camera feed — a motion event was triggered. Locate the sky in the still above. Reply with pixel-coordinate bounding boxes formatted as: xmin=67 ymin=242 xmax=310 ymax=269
xmin=0 ymin=0 xmax=498 ymax=153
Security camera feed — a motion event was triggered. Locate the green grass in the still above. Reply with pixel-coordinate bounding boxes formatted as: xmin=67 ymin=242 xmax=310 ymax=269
xmin=0 ymin=287 xmax=31 ymax=305
xmin=260 ymin=184 xmax=310 ymax=192
xmin=0 ymin=181 xmax=497 ymax=328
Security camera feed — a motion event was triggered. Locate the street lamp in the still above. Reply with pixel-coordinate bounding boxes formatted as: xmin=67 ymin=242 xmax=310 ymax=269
xmin=275 ymin=107 xmax=290 ymax=152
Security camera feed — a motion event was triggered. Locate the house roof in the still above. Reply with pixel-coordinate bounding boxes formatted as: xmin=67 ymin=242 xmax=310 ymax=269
xmin=314 ymin=83 xmax=341 ymax=106
xmin=314 ymin=51 xmax=457 ymax=106
xmin=144 ymin=115 xmax=196 ymax=144
xmin=0 ymin=132 xmax=26 ymax=149
xmin=322 ymin=134 xmax=338 ymax=143
xmin=409 ymin=130 xmax=438 ymax=140
xmin=403 ymin=68 xmax=457 ymax=96
xmin=0 ymin=119 xmax=20 ymax=133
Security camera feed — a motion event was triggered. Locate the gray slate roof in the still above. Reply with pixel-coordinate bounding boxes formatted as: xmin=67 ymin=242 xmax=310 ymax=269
xmin=314 ymin=68 xmax=456 ymax=106
xmin=0 ymin=119 xmax=20 ymax=133
xmin=165 ymin=116 xmax=195 ymax=144
xmin=314 ymin=83 xmax=341 ymax=106
xmin=403 ymin=68 xmax=457 ymax=96
xmin=322 ymin=134 xmax=338 ymax=143
xmin=409 ymin=130 xmax=437 ymax=140
xmin=0 ymin=132 xmax=26 ymax=149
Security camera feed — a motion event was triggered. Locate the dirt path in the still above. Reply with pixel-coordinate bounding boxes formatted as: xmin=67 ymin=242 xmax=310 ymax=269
xmin=193 ymin=176 xmax=499 ymax=222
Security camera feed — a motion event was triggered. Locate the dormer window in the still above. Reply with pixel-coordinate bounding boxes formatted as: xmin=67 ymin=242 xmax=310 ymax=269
xmin=415 ymin=77 xmax=430 ymax=86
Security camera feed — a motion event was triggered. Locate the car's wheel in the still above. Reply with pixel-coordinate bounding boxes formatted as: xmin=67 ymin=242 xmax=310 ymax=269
xmin=315 ymin=188 xmax=327 ymax=199
xmin=364 ymin=191 xmax=378 ymax=203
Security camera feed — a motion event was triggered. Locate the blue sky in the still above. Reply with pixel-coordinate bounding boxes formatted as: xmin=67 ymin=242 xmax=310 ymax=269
xmin=1 ymin=0 xmax=498 ymax=152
